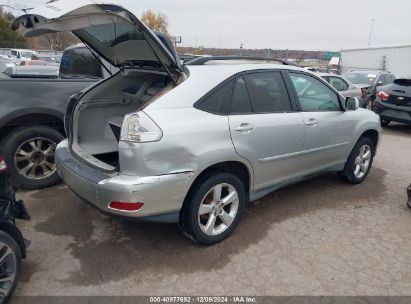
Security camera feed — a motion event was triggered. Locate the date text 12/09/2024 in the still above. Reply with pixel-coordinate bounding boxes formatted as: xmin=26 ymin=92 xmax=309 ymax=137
xmin=149 ymin=296 xmax=257 ymax=303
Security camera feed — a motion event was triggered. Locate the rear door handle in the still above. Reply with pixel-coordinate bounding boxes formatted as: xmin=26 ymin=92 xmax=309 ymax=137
xmin=305 ymin=118 xmax=319 ymax=127
xmin=234 ymin=123 xmax=255 ymax=132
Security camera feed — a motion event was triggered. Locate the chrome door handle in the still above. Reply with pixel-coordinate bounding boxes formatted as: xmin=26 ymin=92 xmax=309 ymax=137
xmin=234 ymin=123 xmax=255 ymax=132
xmin=305 ymin=119 xmax=319 ymax=126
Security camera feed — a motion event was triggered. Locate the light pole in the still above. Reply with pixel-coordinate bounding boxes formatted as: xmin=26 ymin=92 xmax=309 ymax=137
xmin=368 ymin=18 xmax=374 ymax=47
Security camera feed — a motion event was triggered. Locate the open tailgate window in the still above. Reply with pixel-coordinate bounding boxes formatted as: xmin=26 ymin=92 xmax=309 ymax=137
xmin=12 ymin=2 xmax=182 ymax=73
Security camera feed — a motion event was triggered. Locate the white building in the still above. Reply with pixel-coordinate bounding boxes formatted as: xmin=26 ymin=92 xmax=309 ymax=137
xmin=340 ymin=44 xmax=411 ymax=78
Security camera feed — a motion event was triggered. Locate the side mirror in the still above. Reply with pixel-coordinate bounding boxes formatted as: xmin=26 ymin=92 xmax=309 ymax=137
xmin=377 ymin=80 xmax=383 ymax=86
xmin=345 ymin=97 xmax=359 ymax=111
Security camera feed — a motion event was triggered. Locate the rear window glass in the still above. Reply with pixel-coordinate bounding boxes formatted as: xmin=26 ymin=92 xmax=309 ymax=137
xmin=60 ymin=47 xmax=102 ymax=79
xmin=344 ymin=72 xmax=376 ymax=85
xmin=82 ymin=21 xmax=144 ymax=47
xmin=197 ymin=80 xmax=234 ymax=114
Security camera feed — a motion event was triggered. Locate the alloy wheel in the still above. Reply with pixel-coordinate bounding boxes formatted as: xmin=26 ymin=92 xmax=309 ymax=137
xmin=354 ymin=144 xmax=372 ymax=179
xmin=14 ymin=137 xmax=57 ymax=180
xmin=198 ymin=183 xmax=239 ymax=236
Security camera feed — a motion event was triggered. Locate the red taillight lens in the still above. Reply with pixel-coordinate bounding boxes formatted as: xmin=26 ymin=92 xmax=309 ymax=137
xmin=0 ymin=154 xmax=7 ymax=173
xmin=377 ymin=91 xmax=390 ymax=101
xmin=109 ymin=201 xmax=144 ymax=212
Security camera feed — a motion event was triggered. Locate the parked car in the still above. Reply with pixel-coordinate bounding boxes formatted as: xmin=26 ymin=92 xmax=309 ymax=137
xmin=14 ymin=3 xmax=383 ymax=245
xmin=0 ymin=45 xmax=104 ymax=190
xmin=18 ymin=59 xmax=49 ymax=66
xmin=316 ymin=73 xmax=362 ymax=99
xmin=0 ymin=152 xmax=30 ymax=302
xmin=371 ymin=78 xmax=411 ymax=126
xmin=4 ymin=65 xmax=59 ymax=77
xmin=9 ymin=49 xmax=35 ymax=61
xmin=31 ymin=54 xmax=59 ymax=65
xmin=343 ymin=70 xmax=396 ymax=108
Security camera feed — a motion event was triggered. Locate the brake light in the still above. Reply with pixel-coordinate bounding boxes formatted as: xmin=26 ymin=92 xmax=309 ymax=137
xmin=377 ymin=91 xmax=390 ymax=101
xmin=0 ymin=154 xmax=7 ymax=173
xmin=109 ymin=201 xmax=144 ymax=212
xmin=120 ymin=112 xmax=162 ymax=143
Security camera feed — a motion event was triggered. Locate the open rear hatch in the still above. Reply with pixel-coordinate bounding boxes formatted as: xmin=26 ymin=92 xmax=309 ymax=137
xmin=13 ymin=1 xmax=184 ymax=171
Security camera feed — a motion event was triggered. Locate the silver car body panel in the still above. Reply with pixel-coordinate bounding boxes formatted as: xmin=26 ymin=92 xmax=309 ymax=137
xmin=54 ymin=63 xmax=382 ymax=222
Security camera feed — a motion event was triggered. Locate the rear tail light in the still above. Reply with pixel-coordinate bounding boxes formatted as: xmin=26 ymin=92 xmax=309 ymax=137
xmin=377 ymin=91 xmax=390 ymax=101
xmin=120 ymin=111 xmax=162 ymax=143
xmin=0 ymin=154 xmax=7 ymax=173
xmin=109 ymin=201 xmax=144 ymax=212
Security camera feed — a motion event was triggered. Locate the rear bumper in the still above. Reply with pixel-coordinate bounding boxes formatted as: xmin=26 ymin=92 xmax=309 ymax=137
xmin=55 ymin=140 xmax=195 ymax=223
xmin=372 ymin=100 xmax=411 ymax=124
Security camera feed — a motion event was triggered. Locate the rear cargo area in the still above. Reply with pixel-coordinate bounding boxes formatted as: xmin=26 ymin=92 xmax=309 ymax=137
xmin=70 ymin=69 xmax=174 ymax=170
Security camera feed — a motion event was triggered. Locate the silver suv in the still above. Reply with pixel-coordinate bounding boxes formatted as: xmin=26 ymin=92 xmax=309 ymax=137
xmin=15 ymin=4 xmax=382 ymax=244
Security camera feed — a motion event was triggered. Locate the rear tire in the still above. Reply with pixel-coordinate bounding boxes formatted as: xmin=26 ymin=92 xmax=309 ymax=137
xmin=1 ymin=126 xmax=64 ymax=190
xmin=179 ymin=172 xmax=246 ymax=245
xmin=339 ymin=136 xmax=375 ymax=184
xmin=0 ymin=230 xmax=22 ymax=303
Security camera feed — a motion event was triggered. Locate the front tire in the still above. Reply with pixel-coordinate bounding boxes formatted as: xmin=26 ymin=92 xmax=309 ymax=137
xmin=0 ymin=230 xmax=22 ymax=303
xmin=179 ymin=172 xmax=246 ymax=245
xmin=339 ymin=136 xmax=375 ymax=184
xmin=1 ymin=126 xmax=64 ymax=190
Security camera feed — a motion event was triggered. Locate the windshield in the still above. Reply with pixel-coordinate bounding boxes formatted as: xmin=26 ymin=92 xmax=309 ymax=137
xmin=344 ymin=72 xmax=376 ymax=85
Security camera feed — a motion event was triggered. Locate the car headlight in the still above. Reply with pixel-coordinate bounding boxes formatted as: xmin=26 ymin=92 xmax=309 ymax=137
xmin=120 ymin=112 xmax=162 ymax=143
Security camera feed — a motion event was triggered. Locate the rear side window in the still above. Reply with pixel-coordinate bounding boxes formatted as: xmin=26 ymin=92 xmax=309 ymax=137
xmin=243 ymin=72 xmax=292 ymax=112
xmin=197 ymin=80 xmax=234 ymax=114
xmin=229 ymin=77 xmax=253 ymax=114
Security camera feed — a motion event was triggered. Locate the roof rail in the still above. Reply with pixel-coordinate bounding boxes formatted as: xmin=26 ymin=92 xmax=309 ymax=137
xmin=185 ymin=56 xmax=300 ymax=67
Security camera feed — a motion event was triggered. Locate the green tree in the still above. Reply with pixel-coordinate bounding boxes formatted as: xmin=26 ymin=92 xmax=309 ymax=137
xmin=141 ymin=10 xmax=169 ymax=34
xmin=0 ymin=7 xmax=27 ymax=48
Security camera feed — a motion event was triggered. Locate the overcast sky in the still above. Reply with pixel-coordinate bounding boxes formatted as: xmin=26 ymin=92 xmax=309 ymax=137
xmin=4 ymin=0 xmax=411 ymax=50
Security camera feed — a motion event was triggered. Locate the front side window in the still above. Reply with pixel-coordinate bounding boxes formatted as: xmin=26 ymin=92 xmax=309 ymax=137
xmin=328 ymin=76 xmax=349 ymax=91
xmin=289 ymin=73 xmax=341 ymax=111
xmin=243 ymin=72 xmax=292 ymax=113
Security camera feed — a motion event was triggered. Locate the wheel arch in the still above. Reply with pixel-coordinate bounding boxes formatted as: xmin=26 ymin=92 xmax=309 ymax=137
xmin=360 ymin=129 xmax=379 ymax=150
xmin=184 ymin=160 xmax=253 ymax=205
xmin=0 ymin=110 xmax=65 ymax=141
xmin=0 ymin=222 xmax=26 ymax=258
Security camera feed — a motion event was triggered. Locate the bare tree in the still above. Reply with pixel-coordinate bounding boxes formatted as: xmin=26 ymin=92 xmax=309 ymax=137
xmin=38 ymin=32 xmax=79 ymax=51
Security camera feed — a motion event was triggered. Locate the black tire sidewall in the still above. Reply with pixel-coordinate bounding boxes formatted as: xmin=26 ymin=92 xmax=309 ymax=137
xmin=1 ymin=126 xmax=64 ymax=190
xmin=184 ymin=173 xmax=246 ymax=245
xmin=0 ymin=230 xmax=22 ymax=302
xmin=341 ymin=137 xmax=375 ymax=184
